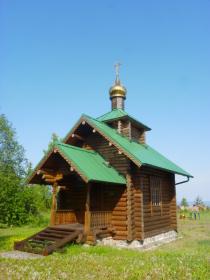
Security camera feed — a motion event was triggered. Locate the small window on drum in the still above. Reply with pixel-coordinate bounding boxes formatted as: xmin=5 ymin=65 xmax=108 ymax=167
xmin=150 ymin=176 xmax=161 ymax=206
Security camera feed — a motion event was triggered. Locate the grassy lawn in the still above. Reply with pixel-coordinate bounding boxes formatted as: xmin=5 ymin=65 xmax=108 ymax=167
xmin=0 ymin=212 xmax=210 ymax=280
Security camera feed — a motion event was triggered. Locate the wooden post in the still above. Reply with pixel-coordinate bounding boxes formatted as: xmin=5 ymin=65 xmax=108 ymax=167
xmin=85 ymin=183 xmax=91 ymax=233
xmin=126 ymin=173 xmax=133 ymax=241
xmin=50 ymin=182 xmax=58 ymax=226
xmin=140 ymin=176 xmax=145 ymax=241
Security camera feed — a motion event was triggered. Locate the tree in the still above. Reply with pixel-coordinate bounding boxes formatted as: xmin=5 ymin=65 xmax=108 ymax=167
xmin=194 ymin=196 xmax=204 ymax=206
xmin=43 ymin=133 xmax=62 ymax=154
xmin=180 ymin=197 xmax=188 ymax=207
xmin=0 ymin=114 xmax=50 ymax=225
xmin=0 ymin=114 xmax=28 ymax=177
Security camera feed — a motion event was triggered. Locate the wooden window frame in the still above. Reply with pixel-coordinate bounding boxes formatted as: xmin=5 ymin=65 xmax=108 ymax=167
xmin=150 ymin=176 xmax=162 ymax=216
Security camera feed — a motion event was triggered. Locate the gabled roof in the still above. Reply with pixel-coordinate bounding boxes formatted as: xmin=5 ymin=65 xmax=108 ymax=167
xmin=97 ymin=109 xmax=151 ymax=131
xmin=65 ymin=114 xmax=192 ymax=178
xmin=29 ymin=143 xmax=126 ymax=185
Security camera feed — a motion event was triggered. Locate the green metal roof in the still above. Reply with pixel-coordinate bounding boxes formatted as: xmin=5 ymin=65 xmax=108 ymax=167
xmin=82 ymin=115 xmax=193 ymax=178
xmin=97 ymin=109 xmax=151 ymax=131
xmin=97 ymin=109 xmax=128 ymax=121
xmin=54 ymin=143 xmax=126 ymax=184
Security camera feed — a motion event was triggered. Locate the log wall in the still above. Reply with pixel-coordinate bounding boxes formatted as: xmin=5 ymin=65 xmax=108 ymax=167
xmin=57 ymin=178 xmax=87 ymax=224
xmin=135 ymin=166 xmax=177 ymax=238
xmin=86 ymin=133 xmax=130 ymax=176
xmin=106 ymin=120 xmax=146 ymax=144
xmin=129 ymin=167 xmax=143 ymax=240
xmin=131 ymin=126 xmax=146 ymax=144
xmin=90 ymin=183 xmax=128 ymax=240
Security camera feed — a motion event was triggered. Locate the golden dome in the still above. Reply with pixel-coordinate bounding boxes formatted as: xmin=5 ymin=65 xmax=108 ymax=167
xmin=109 ymin=81 xmax=127 ymax=100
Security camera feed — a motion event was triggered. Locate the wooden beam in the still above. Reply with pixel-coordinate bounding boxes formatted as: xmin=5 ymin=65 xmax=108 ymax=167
xmin=140 ymin=176 xmax=145 ymax=241
xmin=42 ymin=174 xmax=55 ymax=180
xmin=42 ymin=172 xmax=63 ymax=183
xmin=72 ymin=133 xmax=85 ymax=141
xmin=126 ymin=173 xmax=133 ymax=241
xmin=44 ymin=179 xmax=58 ymax=184
xmin=50 ymin=182 xmax=58 ymax=226
xmin=85 ymin=183 xmax=91 ymax=234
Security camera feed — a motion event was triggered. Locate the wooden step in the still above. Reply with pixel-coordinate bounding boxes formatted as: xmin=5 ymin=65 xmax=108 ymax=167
xmin=34 ymin=236 xmax=62 ymax=242
xmin=48 ymin=227 xmax=76 ymax=233
xmin=46 ymin=230 xmax=81 ymax=255
xmin=97 ymin=233 xmax=112 ymax=239
xmin=44 ymin=229 xmax=70 ymax=236
xmin=38 ymin=232 xmax=65 ymax=239
xmin=14 ymin=225 xmax=84 ymax=255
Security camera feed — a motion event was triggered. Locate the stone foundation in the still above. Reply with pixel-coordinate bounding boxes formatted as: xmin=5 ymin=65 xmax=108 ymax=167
xmin=96 ymin=230 xmax=178 ymax=250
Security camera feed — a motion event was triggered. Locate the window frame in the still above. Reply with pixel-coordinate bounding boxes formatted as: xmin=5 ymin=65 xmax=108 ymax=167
xmin=150 ymin=175 xmax=162 ymax=216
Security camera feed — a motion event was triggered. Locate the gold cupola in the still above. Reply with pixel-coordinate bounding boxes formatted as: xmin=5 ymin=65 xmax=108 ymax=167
xmin=109 ymin=63 xmax=127 ymax=110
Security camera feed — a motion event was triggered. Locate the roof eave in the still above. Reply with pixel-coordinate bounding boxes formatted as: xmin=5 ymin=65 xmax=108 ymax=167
xmin=88 ymin=179 xmax=126 ymax=185
xmin=27 ymin=143 xmax=90 ymax=185
xmin=142 ymin=163 xmax=193 ymax=178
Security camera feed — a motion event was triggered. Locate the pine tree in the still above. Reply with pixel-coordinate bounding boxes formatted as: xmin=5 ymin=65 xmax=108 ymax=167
xmin=180 ymin=197 xmax=188 ymax=207
xmin=194 ymin=196 xmax=204 ymax=206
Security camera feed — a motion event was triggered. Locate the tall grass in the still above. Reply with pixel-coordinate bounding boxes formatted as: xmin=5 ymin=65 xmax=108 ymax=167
xmin=0 ymin=211 xmax=210 ymax=279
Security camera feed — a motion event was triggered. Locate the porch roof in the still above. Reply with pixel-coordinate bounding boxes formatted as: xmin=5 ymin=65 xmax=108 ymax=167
xmin=29 ymin=143 xmax=126 ymax=185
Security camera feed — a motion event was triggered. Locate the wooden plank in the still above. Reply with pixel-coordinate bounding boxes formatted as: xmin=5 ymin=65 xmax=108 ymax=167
xmin=126 ymin=173 xmax=133 ymax=241
xmin=84 ymin=183 xmax=91 ymax=233
xmin=50 ymin=183 xmax=58 ymax=226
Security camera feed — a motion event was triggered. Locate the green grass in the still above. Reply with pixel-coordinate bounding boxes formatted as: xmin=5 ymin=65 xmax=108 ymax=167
xmin=0 ymin=212 xmax=210 ymax=280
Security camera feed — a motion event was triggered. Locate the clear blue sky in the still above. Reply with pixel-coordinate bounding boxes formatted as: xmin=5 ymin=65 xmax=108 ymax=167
xmin=1 ymin=1 xmax=210 ymax=202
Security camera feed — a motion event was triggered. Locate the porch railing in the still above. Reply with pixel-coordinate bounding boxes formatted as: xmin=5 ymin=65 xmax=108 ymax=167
xmin=90 ymin=211 xmax=112 ymax=229
xmin=55 ymin=210 xmax=76 ymax=225
xmin=54 ymin=210 xmax=112 ymax=230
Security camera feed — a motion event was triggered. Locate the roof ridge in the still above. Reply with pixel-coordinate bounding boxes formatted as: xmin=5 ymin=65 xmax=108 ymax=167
xmin=96 ymin=109 xmax=127 ymax=121
xmin=56 ymin=142 xmax=96 ymax=155
xmin=96 ymin=109 xmax=118 ymax=120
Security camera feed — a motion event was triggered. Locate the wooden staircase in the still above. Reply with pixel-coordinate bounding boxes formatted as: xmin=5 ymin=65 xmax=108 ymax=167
xmin=14 ymin=224 xmax=84 ymax=256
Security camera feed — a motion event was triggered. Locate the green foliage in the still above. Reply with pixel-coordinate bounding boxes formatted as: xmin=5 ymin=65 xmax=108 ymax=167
xmin=180 ymin=197 xmax=188 ymax=207
xmin=0 ymin=114 xmax=28 ymax=177
xmin=0 ymin=114 xmax=51 ymax=226
xmin=43 ymin=133 xmax=62 ymax=155
xmin=194 ymin=196 xmax=204 ymax=206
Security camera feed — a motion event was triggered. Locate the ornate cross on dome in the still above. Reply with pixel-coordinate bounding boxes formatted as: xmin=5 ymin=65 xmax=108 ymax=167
xmin=114 ymin=62 xmax=121 ymax=84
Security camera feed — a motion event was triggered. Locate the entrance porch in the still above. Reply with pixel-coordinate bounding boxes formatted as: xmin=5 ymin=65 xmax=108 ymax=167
xmin=51 ymin=182 xmax=124 ymax=236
